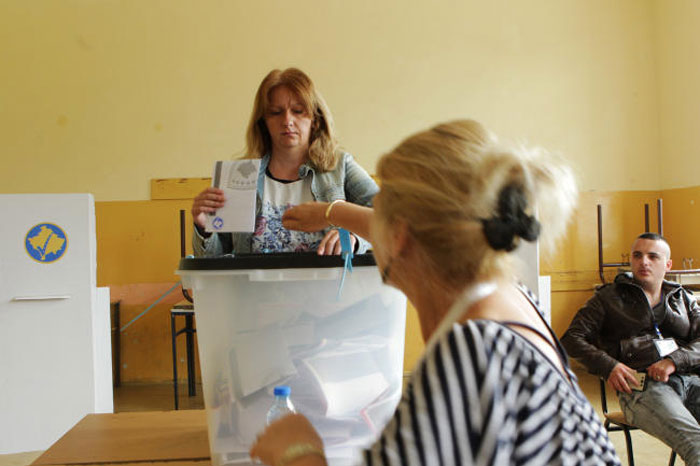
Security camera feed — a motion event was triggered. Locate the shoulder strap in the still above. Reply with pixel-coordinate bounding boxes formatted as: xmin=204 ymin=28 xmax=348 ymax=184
xmin=515 ymin=283 xmax=570 ymax=360
xmin=499 ymin=319 xmax=576 ymax=386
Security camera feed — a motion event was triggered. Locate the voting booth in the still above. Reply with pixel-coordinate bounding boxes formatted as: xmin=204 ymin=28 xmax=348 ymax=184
xmin=0 ymin=194 xmax=113 ymax=454
xmin=178 ymin=254 xmax=407 ymax=466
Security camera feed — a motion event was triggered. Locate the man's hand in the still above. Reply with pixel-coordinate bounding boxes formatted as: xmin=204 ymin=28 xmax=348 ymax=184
xmin=607 ymin=362 xmax=640 ymax=393
xmin=647 ymin=358 xmax=676 ymax=383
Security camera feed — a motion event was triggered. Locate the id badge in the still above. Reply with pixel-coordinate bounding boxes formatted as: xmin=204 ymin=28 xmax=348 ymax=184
xmin=654 ymin=338 xmax=679 ymax=357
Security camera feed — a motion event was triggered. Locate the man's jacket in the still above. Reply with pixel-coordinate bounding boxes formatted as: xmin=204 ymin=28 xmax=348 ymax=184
xmin=561 ymin=272 xmax=700 ymax=378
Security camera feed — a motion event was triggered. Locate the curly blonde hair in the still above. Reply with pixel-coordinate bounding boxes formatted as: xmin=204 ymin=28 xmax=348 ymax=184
xmin=375 ymin=119 xmax=577 ymax=288
xmin=245 ymin=68 xmax=340 ymax=172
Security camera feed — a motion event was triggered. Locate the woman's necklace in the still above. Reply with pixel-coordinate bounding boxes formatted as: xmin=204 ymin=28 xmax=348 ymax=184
xmin=422 ymin=282 xmax=498 ymax=357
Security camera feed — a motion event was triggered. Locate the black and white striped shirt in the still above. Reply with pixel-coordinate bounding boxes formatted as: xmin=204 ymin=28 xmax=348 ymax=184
xmin=362 ymin=318 xmax=620 ymax=466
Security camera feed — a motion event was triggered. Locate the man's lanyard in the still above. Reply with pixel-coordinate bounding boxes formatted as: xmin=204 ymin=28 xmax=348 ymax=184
xmin=648 ymin=291 xmax=679 ymax=357
xmin=648 ymin=290 xmax=666 ymax=338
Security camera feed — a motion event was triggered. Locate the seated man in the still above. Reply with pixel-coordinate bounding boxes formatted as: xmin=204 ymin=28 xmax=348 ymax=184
xmin=562 ymin=232 xmax=700 ymax=465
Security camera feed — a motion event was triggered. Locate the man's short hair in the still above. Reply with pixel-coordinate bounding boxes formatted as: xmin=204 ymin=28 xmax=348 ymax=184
xmin=637 ymin=232 xmax=668 ymax=243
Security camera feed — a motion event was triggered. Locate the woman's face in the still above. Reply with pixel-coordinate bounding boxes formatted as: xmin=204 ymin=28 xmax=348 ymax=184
xmin=264 ymin=85 xmax=313 ymax=155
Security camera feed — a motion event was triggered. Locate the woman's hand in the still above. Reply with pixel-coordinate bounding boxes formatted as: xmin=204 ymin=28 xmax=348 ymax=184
xmin=249 ymin=414 xmax=325 ymax=466
xmin=192 ymin=187 xmax=225 ymax=229
xmin=317 ymin=229 xmax=357 ymax=256
xmin=283 ymin=202 xmax=358 ymax=255
xmin=282 ymin=202 xmax=330 ymax=232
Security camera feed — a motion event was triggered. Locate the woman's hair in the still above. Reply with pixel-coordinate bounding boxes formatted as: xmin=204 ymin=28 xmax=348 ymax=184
xmin=375 ymin=119 xmax=577 ymax=288
xmin=245 ymin=68 xmax=340 ymax=171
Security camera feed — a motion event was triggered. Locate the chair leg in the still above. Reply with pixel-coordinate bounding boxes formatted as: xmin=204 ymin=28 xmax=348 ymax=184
xmin=185 ymin=314 xmax=196 ymax=397
xmin=171 ymin=313 xmax=179 ymax=410
xmin=623 ymin=427 xmax=635 ymax=466
xmin=112 ymin=302 xmax=121 ymax=388
xmin=668 ymin=450 xmax=676 ymax=466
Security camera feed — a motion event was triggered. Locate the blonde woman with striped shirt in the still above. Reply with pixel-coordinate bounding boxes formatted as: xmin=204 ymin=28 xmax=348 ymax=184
xmin=251 ymin=120 xmax=620 ymax=466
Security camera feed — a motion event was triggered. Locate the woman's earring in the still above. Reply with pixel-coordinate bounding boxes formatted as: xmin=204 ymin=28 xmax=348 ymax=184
xmin=380 ymin=258 xmax=393 ymax=284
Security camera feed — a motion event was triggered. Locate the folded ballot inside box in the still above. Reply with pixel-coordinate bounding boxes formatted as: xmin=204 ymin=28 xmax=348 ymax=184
xmin=228 ymin=325 xmax=297 ymax=399
xmin=299 ymin=341 xmax=390 ymax=418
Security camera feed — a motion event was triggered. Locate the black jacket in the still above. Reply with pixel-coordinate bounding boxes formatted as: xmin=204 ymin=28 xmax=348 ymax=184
xmin=561 ymin=272 xmax=700 ymax=378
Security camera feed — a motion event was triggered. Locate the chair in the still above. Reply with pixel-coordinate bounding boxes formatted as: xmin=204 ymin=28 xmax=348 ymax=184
xmin=171 ymin=209 xmax=198 ymax=410
xmin=599 ymin=378 xmax=677 ymax=466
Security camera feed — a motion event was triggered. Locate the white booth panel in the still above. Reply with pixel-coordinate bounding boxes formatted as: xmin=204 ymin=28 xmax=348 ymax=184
xmin=0 ymin=194 xmax=112 ymax=454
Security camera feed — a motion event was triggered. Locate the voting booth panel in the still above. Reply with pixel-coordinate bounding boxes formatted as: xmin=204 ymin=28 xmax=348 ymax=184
xmin=514 ymin=240 xmax=551 ymax=323
xmin=0 ymin=194 xmax=113 ymax=454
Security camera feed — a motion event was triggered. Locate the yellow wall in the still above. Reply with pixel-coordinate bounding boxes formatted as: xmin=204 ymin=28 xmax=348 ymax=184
xmin=1 ymin=0 xmax=662 ymax=201
xmin=4 ymin=1 xmax=700 ymax=381
xmin=654 ymin=0 xmax=700 ymax=188
xmin=97 ymin=200 xmax=199 ymax=382
xmin=95 ymin=186 xmax=698 ymax=381
xmin=660 ymin=186 xmax=700 ymax=264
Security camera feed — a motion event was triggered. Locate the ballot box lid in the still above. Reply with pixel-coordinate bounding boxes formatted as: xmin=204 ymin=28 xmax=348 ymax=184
xmin=178 ymin=252 xmax=376 ymax=270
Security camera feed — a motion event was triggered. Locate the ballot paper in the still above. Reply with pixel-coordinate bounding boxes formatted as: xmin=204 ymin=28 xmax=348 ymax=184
xmin=205 ymin=159 xmax=260 ymax=233
xmin=228 ymin=325 xmax=296 ymax=398
xmin=300 ymin=347 xmax=389 ymax=418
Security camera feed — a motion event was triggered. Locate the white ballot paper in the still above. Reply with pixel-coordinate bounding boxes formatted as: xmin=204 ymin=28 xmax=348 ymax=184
xmin=205 ymin=159 xmax=260 ymax=233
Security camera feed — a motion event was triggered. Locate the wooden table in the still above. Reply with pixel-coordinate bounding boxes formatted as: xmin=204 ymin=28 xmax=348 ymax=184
xmin=31 ymin=411 xmax=210 ymax=466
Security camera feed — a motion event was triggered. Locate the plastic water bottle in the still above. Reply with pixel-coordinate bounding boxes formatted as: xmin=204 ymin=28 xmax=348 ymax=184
xmin=266 ymin=385 xmax=296 ymax=425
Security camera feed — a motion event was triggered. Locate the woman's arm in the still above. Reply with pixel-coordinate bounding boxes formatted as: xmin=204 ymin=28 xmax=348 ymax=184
xmin=283 ymin=201 xmax=374 ymax=243
xmin=341 ymin=152 xmax=379 ymax=207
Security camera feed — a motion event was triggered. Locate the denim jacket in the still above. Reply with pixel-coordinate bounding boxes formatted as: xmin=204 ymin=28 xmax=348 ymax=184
xmin=193 ymin=152 xmax=379 ymax=256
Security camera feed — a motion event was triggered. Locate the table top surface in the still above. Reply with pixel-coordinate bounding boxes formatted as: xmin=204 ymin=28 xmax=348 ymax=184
xmin=32 ymin=411 xmax=210 ymax=466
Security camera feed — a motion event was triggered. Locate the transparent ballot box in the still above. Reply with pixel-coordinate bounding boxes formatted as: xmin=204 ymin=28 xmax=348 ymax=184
xmin=178 ymin=253 xmax=407 ymax=466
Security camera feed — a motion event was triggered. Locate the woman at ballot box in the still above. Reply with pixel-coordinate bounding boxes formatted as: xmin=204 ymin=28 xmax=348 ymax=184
xmin=191 ymin=68 xmax=378 ymax=257
xmin=250 ymin=120 xmax=621 ymax=465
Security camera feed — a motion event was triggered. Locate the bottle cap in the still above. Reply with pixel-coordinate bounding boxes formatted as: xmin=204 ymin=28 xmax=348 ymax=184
xmin=273 ymin=385 xmax=291 ymax=396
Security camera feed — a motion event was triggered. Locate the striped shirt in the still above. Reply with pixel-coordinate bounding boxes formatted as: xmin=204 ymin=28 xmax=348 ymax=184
xmin=362 ymin=316 xmax=620 ymax=465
